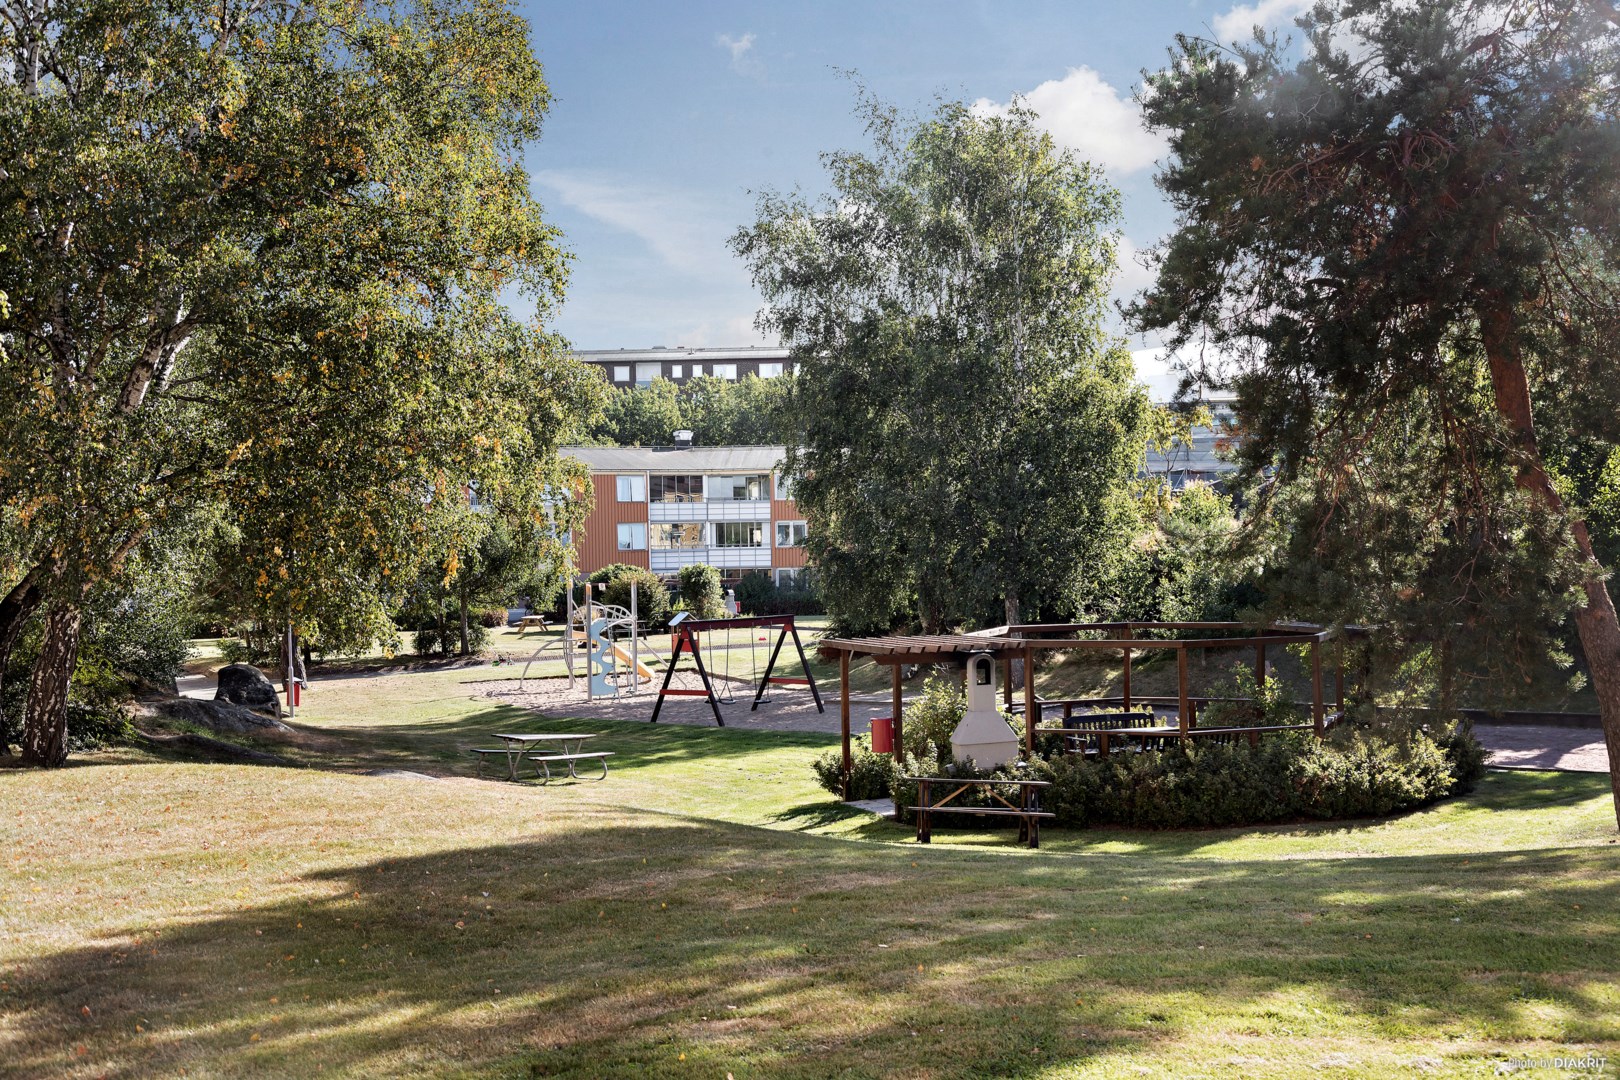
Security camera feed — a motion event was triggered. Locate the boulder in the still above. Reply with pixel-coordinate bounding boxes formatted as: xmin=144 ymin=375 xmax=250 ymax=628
xmin=214 ymin=663 xmax=282 ymax=718
xmin=138 ymin=697 xmax=294 ymax=736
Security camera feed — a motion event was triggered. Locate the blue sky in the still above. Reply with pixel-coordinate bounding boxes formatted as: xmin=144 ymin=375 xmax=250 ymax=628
xmin=515 ymin=0 xmax=1308 ymax=396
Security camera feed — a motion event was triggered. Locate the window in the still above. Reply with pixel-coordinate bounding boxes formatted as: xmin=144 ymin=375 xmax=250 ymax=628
xmin=706 ymin=474 xmax=769 ymax=501
xmin=689 ymin=364 xmax=703 ymax=377
xmin=651 ymin=523 xmax=706 ymax=549
xmin=670 ymin=364 xmax=683 ymax=379
xmin=760 ymin=362 xmax=784 ymax=378
xmin=612 ymin=365 xmax=630 ymax=382
xmin=615 ymin=475 xmax=645 ymax=502
xmin=650 ymin=474 xmax=703 ymax=503
xmin=635 ymin=362 xmax=661 ymax=387
xmin=616 ymin=523 xmax=647 ymax=550
xmin=774 ymin=472 xmax=792 ymax=500
xmin=712 ymin=363 xmax=737 ymax=380
xmin=713 ymin=521 xmax=765 ymax=547
xmin=775 ymin=521 xmax=807 ymax=547
xmin=775 ymin=567 xmax=803 ymax=588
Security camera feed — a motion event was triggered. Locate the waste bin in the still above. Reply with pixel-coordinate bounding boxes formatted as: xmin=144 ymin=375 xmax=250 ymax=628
xmin=870 ymin=716 xmax=893 ymax=754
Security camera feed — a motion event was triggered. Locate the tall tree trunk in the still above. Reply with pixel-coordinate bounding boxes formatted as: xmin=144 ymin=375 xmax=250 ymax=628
xmin=459 ymin=589 xmax=471 ymax=657
xmin=1003 ymin=590 xmax=1025 ymax=690
xmin=21 ymin=601 xmax=82 ymax=768
xmin=1480 ymin=300 xmax=1620 ymax=827
xmin=0 ymin=565 xmax=48 ymax=755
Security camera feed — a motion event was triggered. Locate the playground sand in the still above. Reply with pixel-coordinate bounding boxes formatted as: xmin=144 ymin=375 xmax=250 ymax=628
xmin=477 ymin=670 xmax=895 ymax=735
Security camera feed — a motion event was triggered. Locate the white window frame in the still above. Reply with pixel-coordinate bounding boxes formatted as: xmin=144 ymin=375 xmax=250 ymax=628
xmin=759 ymin=362 xmax=784 ymax=378
xmin=712 ymin=521 xmax=767 ymax=548
xmin=635 ymin=362 xmax=661 ymax=387
xmin=775 ymin=520 xmax=807 ymax=547
xmin=616 ymin=523 xmax=647 ymax=551
xmin=775 ymin=568 xmax=804 ymax=588
xmin=612 ymin=365 xmax=630 ymax=382
xmin=670 ymin=364 xmax=683 ymax=379
xmin=615 ymin=475 xmax=645 ymax=502
xmin=774 ymin=472 xmax=792 ymax=500
xmin=712 ymin=363 xmax=738 ymax=381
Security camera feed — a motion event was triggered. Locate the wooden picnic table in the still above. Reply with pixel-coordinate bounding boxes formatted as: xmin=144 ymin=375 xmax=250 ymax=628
xmin=516 ymin=614 xmax=552 ymax=633
xmin=908 ymin=775 xmax=1054 ymax=849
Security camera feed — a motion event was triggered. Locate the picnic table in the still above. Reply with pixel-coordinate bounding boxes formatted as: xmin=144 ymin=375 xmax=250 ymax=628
xmin=516 ymin=614 xmax=552 ymax=633
xmin=907 ymin=775 xmax=1054 ymax=849
xmin=472 ymin=733 xmax=612 ymax=783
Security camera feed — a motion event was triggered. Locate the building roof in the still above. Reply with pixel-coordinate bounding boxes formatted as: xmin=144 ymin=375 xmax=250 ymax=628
xmin=561 ymin=445 xmax=786 ymax=472
xmin=573 ymin=346 xmax=789 ymax=363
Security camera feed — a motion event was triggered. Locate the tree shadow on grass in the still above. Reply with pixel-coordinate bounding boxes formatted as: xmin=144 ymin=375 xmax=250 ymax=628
xmin=7 ymin=808 xmax=1620 ymax=1079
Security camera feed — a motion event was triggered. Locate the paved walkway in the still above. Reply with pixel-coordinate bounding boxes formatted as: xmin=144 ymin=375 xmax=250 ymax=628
xmin=1473 ymin=723 xmax=1609 ymax=773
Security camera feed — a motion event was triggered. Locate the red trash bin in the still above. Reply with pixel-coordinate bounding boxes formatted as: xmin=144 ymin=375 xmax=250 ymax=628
xmin=870 ymin=716 xmax=893 ymax=754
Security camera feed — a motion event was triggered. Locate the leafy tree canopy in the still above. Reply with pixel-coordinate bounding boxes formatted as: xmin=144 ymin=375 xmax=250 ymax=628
xmin=0 ymin=0 xmax=599 ymax=763
xmin=734 ymin=90 xmax=1151 ymax=633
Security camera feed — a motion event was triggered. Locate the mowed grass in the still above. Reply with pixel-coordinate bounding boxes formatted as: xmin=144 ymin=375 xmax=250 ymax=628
xmin=2 ymin=664 xmax=1619 ymax=1078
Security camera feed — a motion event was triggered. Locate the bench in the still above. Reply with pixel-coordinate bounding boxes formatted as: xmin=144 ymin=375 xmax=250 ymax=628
xmin=527 ymin=750 xmax=613 ymax=783
xmin=469 ymin=748 xmax=517 ymax=779
xmin=516 ymin=614 xmax=552 ymax=634
xmin=906 ymin=776 xmax=1054 ymax=849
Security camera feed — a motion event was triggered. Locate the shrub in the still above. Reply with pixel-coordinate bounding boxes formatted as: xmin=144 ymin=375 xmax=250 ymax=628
xmin=811 ymin=737 xmax=894 ymax=800
xmin=412 ymin=626 xmax=443 ymax=657
xmin=479 ymin=607 xmax=509 ymax=628
xmin=1199 ymin=665 xmax=1306 ymax=728
xmin=677 ymin=564 xmax=726 ymax=619
xmin=588 ymin=564 xmax=673 ymax=629
xmin=732 ymin=570 xmax=775 ymax=616
xmin=1041 ymin=720 xmax=1486 ymax=829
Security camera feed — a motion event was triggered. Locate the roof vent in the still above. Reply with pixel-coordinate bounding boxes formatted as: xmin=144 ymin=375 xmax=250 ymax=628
xmin=673 ymin=429 xmax=694 ymax=448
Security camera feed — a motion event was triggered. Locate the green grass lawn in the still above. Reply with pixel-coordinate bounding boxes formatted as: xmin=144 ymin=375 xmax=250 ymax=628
xmin=3 ymin=662 xmax=1618 ymax=1078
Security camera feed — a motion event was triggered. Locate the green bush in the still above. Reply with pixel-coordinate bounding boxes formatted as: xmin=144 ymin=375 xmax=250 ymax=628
xmin=479 ymin=607 xmax=510 ymax=628
xmin=1042 ymin=721 xmax=1486 ymax=829
xmin=811 ymin=737 xmax=894 ymax=800
xmin=587 ymin=564 xmax=673 ymax=630
xmin=732 ymin=570 xmax=775 ymax=616
xmin=677 ymin=564 xmax=726 ymax=619
xmin=902 ymin=671 xmax=1019 ymax=770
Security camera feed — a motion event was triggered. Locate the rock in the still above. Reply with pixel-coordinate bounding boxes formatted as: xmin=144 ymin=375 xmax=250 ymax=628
xmin=140 ymin=696 xmax=293 ymax=736
xmin=214 ymin=663 xmax=282 ymax=718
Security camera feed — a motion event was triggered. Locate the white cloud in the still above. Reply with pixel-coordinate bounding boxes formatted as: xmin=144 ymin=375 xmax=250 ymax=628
xmin=1112 ymin=234 xmax=1156 ymax=298
xmin=1212 ymin=0 xmax=1312 ymax=44
xmin=716 ymin=32 xmax=762 ymax=77
xmin=678 ymin=312 xmax=774 ymax=349
xmin=972 ymin=67 xmax=1165 ymax=177
xmin=534 ymin=170 xmax=734 ymax=278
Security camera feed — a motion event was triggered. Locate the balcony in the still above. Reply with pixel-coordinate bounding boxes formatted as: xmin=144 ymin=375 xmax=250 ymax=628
xmin=648 ymin=500 xmax=771 ymax=523
xmin=650 ymin=547 xmax=771 ymax=573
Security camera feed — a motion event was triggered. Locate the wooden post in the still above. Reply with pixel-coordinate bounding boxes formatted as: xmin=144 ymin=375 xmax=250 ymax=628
xmin=1255 ymin=640 xmax=1266 ymax=684
xmin=1335 ymin=644 xmax=1345 ymax=713
xmin=1311 ymin=639 xmax=1325 ymax=736
xmin=1023 ymin=647 xmax=1037 ymax=754
xmin=1177 ymin=645 xmax=1190 ymax=736
xmin=1002 ymin=655 xmax=1014 ymax=708
xmin=839 ymin=651 xmax=851 ymax=792
xmin=1122 ymin=626 xmax=1133 ymax=710
xmin=891 ymin=662 xmax=905 ymax=769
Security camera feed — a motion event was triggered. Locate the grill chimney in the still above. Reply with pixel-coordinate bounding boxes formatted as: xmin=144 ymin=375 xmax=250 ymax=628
xmin=672 ymin=429 xmax=694 ymax=448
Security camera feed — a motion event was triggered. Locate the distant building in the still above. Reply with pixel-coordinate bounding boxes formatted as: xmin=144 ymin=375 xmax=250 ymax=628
xmin=1142 ymin=390 xmax=1241 ymax=489
xmin=561 ymin=442 xmax=808 ymax=590
xmin=574 ymin=346 xmax=794 ymax=388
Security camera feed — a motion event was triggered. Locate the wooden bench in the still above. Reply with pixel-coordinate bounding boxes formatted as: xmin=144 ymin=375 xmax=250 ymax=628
xmin=907 ymin=776 xmax=1054 ymax=849
xmin=527 ymin=750 xmax=613 ymax=783
xmin=516 ymin=614 xmax=552 ymax=634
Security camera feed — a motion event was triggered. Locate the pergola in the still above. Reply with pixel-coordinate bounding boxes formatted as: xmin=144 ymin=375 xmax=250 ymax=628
xmin=818 ymin=621 xmax=1351 ymax=784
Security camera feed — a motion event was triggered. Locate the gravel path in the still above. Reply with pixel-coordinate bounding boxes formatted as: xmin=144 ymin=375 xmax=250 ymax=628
xmin=477 ymin=671 xmax=890 ymax=734
xmin=1474 ymin=723 xmax=1610 ymax=773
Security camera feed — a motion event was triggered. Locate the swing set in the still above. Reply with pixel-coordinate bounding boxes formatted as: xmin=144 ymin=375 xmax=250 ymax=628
xmin=649 ymin=613 xmax=824 ymax=727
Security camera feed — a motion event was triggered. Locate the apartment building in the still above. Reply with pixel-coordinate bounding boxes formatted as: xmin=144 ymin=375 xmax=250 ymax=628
xmin=574 ymin=346 xmax=794 ymax=388
xmin=561 ymin=443 xmax=808 ymax=588
xmin=1142 ymin=391 xmax=1241 ymax=489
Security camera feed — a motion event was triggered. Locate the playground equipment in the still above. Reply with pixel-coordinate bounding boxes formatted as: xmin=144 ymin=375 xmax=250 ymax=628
xmin=649 ymin=613 xmax=824 ymax=727
xmin=520 ymin=577 xmax=653 ymax=699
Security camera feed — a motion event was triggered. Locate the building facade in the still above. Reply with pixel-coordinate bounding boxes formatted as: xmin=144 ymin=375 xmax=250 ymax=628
xmin=561 ymin=445 xmax=808 ymax=589
xmin=573 ymin=346 xmax=794 ymax=388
